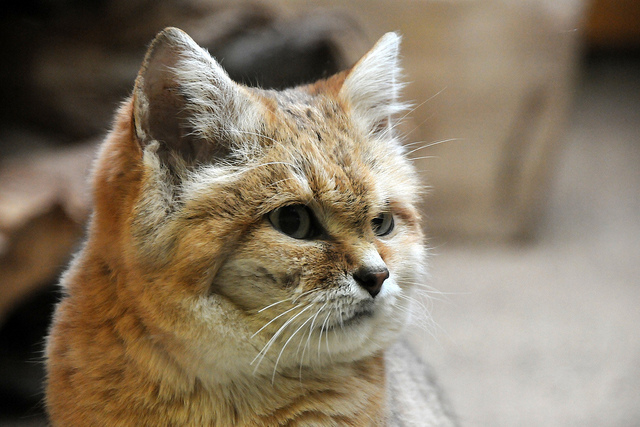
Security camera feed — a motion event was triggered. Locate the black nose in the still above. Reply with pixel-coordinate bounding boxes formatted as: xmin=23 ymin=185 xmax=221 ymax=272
xmin=354 ymin=267 xmax=389 ymax=298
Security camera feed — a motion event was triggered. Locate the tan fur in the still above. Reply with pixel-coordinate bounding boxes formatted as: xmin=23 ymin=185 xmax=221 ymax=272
xmin=46 ymin=28 xmax=429 ymax=426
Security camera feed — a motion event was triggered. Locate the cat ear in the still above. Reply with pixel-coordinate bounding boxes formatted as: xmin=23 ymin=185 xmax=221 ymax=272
xmin=339 ymin=32 xmax=405 ymax=137
xmin=132 ymin=27 xmax=261 ymax=164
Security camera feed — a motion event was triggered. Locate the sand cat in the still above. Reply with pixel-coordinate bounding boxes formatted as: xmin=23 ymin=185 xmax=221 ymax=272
xmin=45 ymin=27 xmax=454 ymax=426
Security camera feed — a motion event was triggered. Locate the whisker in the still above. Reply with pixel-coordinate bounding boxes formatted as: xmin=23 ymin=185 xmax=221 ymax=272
xmin=300 ymin=302 xmax=327 ymax=366
xmin=401 ymin=113 xmax=435 ymax=139
xmin=258 ymin=298 xmax=290 ymax=313
xmin=403 ymin=139 xmax=432 ymax=148
xmin=404 ymin=289 xmax=448 ymax=304
xmin=395 ymin=290 xmax=449 ymax=338
xmin=398 ymin=86 xmax=447 ymax=123
xmin=318 ymin=308 xmax=333 ymax=359
xmin=325 ymin=310 xmax=333 ymax=358
xmin=403 ymin=280 xmax=467 ymax=298
xmin=397 ymin=87 xmax=448 ymax=137
xmin=252 ymin=304 xmax=312 ymax=373
xmin=404 ymin=138 xmax=463 ymax=157
xmin=394 ymin=297 xmax=437 ymax=336
xmin=396 ymin=295 xmax=434 ymax=323
xmin=252 ymin=304 xmax=302 ymax=337
xmin=291 ymin=288 xmax=318 ymax=304
xmin=295 ymin=325 xmax=311 ymax=361
xmin=295 ymin=326 xmax=313 ymax=383
xmin=272 ymin=311 xmax=316 ymax=382
xmin=408 ymin=155 xmax=437 ymax=162
xmin=257 ymin=289 xmax=316 ymax=313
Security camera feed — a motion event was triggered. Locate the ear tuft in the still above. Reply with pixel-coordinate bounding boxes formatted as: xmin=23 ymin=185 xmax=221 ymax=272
xmin=339 ymin=32 xmax=406 ymax=137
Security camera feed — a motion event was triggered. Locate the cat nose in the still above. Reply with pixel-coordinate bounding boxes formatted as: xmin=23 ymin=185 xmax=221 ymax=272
xmin=353 ymin=267 xmax=389 ymax=298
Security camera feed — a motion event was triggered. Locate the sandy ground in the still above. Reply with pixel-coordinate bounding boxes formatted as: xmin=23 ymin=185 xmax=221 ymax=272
xmin=409 ymin=56 xmax=640 ymax=426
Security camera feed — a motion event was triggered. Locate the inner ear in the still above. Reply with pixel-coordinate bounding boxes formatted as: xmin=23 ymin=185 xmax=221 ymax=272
xmin=141 ymin=64 xmax=202 ymax=161
xmin=133 ymin=28 xmax=233 ymax=166
xmin=140 ymin=76 xmax=231 ymax=165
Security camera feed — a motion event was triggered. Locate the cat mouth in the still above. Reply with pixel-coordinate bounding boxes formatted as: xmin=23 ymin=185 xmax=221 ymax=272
xmin=321 ymin=300 xmax=375 ymax=331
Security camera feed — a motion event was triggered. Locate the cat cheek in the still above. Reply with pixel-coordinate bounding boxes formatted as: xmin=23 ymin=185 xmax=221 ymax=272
xmin=279 ymin=270 xmax=302 ymax=290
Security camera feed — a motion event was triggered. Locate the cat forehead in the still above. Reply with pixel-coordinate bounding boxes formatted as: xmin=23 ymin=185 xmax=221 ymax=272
xmin=251 ymin=86 xmax=372 ymax=163
xmin=257 ymin=87 xmax=345 ymax=128
xmin=255 ymin=89 xmax=380 ymax=170
xmin=183 ymin=83 xmax=416 ymax=215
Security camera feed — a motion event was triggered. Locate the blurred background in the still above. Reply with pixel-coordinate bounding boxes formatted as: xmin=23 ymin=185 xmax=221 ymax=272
xmin=0 ymin=0 xmax=638 ymax=425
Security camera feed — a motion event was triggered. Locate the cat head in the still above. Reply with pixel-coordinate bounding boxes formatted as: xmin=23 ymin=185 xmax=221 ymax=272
xmin=97 ymin=27 xmax=426 ymax=381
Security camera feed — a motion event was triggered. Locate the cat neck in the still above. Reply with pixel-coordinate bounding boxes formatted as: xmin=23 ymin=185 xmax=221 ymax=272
xmin=202 ymin=356 xmax=388 ymax=425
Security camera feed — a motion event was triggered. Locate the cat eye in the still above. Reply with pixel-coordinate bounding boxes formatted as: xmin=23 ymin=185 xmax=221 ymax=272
xmin=371 ymin=212 xmax=394 ymax=237
xmin=268 ymin=205 xmax=318 ymax=240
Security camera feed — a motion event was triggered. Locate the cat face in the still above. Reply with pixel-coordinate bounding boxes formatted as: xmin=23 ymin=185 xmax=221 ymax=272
xmin=126 ymin=28 xmax=425 ymax=379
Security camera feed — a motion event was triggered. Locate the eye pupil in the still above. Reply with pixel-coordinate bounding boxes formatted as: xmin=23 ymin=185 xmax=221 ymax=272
xmin=372 ymin=212 xmax=394 ymax=236
xmin=279 ymin=207 xmax=302 ymax=236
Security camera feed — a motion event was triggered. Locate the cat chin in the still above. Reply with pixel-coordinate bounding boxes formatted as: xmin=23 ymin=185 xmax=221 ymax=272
xmin=325 ymin=304 xmax=407 ymax=358
xmin=277 ymin=297 xmax=408 ymax=368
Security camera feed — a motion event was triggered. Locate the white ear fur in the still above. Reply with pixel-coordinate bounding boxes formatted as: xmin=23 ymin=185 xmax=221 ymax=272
xmin=166 ymin=29 xmax=261 ymax=143
xmin=133 ymin=27 xmax=261 ymax=163
xmin=339 ymin=32 xmax=406 ymax=137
